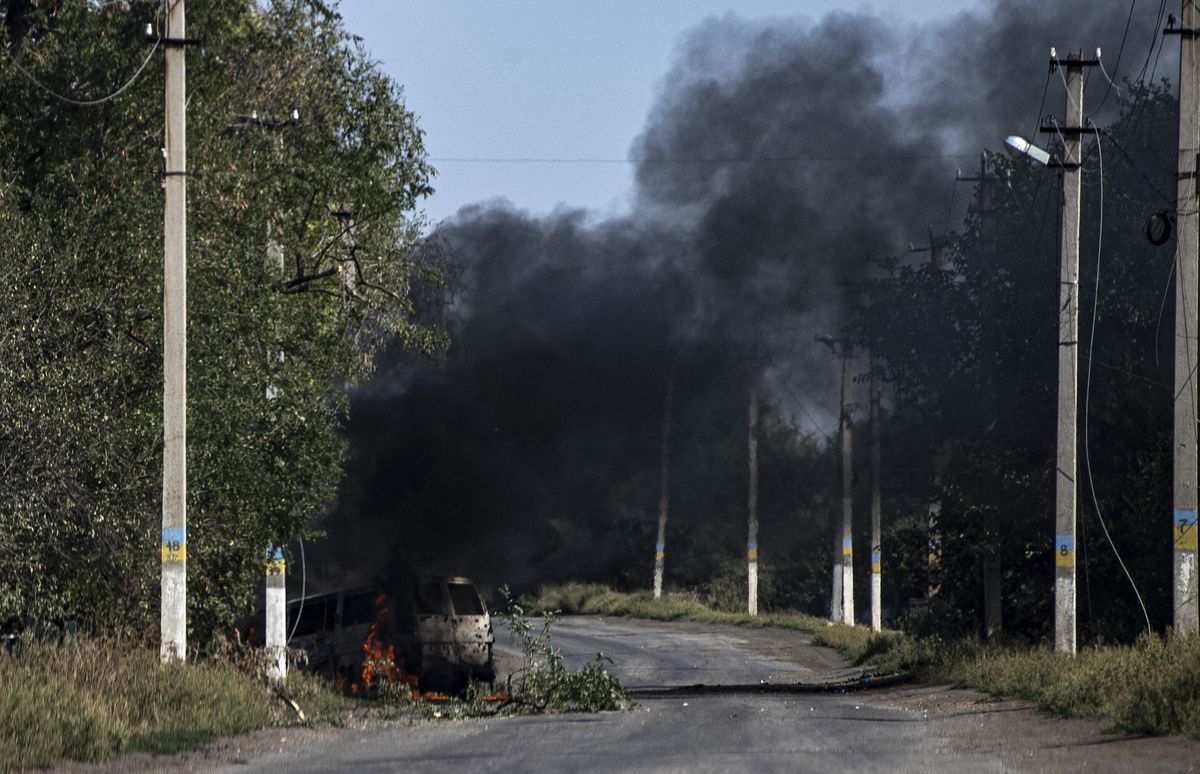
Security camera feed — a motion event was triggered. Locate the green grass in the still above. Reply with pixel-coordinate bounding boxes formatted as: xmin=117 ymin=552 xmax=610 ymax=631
xmin=0 ymin=638 xmax=356 ymax=770
xmin=529 ymin=582 xmax=1200 ymax=737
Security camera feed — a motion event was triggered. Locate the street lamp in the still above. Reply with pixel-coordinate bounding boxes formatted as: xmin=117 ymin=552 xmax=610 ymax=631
xmin=1003 ymin=135 xmax=1052 ymax=166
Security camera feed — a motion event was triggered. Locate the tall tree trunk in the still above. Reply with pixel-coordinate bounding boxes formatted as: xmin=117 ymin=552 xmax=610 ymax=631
xmin=983 ymin=555 xmax=1003 ymax=640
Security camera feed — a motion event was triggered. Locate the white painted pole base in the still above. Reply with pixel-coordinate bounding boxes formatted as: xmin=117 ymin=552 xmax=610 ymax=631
xmin=841 ymin=544 xmax=854 ymax=626
xmin=1175 ymin=544 xmax=1198 ymax=634
xmin=652 ymin=554 xmax=664 ymax=600
xmin=747 ymin=559 xmax=758 ymax=616
xmin=831 ymin=561 xmax=842 ymax=621
xmin=870 ymin=567 xmax=881 ymax=633
xmin=1054 ymin=567 xmax=1075 ymax=654
xmin=160 ymin=556 xmax=186 ymax=663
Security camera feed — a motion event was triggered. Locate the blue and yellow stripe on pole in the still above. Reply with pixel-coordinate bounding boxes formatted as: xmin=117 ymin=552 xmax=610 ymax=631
xmin=1175 ymin=509 xmax=1198 ymax=551
xmin=655 ymin=542 xmax=665 ymax=561
xmin=747 ymin=542 xmax=758 ymax=561
xmin=870 ymin=548 xmax=881 ymax=574
xmin=842 ymin=537 xmax=853 ymax=558
xmin=1055 ymin=535 xmax=1074 ymax=568
xmin=265 ymin=546 xmax=285 ymax=576
xmin=161 ymin=527 xmax=186 ymax=563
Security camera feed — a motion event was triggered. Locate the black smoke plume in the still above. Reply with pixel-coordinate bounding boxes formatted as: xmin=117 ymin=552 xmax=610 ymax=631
xmin=321 ymin=0 xmax=1165 ymax=593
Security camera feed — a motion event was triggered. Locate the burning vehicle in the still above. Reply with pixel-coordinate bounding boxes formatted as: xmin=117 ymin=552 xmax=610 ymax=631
xmin=283 ymin=575 xmax=495 ymax=691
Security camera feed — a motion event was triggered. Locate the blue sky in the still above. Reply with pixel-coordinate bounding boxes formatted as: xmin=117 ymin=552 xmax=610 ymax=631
xmin=337 ymin=1 xmax=982 ymax=227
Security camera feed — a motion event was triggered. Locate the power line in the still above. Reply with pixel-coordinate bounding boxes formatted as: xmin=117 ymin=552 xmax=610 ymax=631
xmin=1101 ymin=129 xmax=1175 ymax=207
xmin=1126 ymin=0 xmax=1170 ymax=136
xmin=1030 ymin=68 xmax=1053 ymax=142
xmin=4 ymin=30 xmax=160 ymax=106
xmin=428 ymin=153 xmax=981 ymax=165
xmin=1094 ymin=0 xmax=1139 ymax=113
xmin=1081 ymin=124 xmax=1153 ymax=634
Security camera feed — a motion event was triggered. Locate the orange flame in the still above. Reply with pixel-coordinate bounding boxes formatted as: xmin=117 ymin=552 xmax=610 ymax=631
xmin=350 ymin=593 xmax=419 ymax=699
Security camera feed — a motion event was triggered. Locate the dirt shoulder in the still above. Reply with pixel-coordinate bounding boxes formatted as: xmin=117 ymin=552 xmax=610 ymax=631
xmin=863 ymin=682 xmax=1200 ymax=773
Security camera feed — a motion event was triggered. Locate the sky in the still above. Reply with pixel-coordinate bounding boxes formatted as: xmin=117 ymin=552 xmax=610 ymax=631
xmin=337 ymin=1 xmax=983 ymax=227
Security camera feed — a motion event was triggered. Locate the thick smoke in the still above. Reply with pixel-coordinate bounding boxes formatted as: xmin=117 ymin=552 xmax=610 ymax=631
xmin=321 ymin=0 xmax=1162 ymax=592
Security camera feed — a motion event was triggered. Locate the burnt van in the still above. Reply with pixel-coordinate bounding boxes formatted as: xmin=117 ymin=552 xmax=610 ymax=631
xmin=286 ymin=576 xmax=495 ymax=688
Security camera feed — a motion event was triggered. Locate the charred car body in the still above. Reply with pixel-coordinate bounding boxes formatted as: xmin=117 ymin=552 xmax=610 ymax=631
xmin=285 ymin=576 xmax=494 ymax=688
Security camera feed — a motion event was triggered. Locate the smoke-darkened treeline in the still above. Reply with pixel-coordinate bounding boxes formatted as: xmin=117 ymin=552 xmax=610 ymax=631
xmin=328 ymin=1 xmax=1183 ymax=639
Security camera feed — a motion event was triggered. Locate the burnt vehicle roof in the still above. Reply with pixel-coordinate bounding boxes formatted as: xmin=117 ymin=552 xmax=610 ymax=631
xmin=287 ymin=576 xmax=483 ymax=606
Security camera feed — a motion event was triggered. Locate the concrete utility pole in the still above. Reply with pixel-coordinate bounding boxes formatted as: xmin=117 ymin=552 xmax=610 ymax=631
xmin=747 ymin=380 xmax=760 ymax=616
xmin=839 ymin=346 xmax=855 ymax=625
xmin=909 ymin=225 xmax=946 ymax=271
xmin=160 ymin=0 xmax=188 ymax=664
xmin=1169 ymin=3 xmax=1200 ymax=634
xmin=927 ymin=502 xmax=942 ymax=599
xmin=264 ymin=229 xmax=286 ymax=680
xmin=869 ymin=354 xmax=882 ymax=632
xmin=1051 ymin=52 xmax=1086 ymax=655
xmin=653 ymin=375 xmax=673 ymax=599
xmin=961 ymin=153 xmax=1005 ymax=641
xmin=910 ymin=228 xmax=946 ymax=601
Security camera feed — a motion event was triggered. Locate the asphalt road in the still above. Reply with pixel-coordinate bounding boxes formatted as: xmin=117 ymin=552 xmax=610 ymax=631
xmin=106 ymin=616 xmax=1200 ymax=774
xmin=498 ymin=615 xmax=863 ymax=689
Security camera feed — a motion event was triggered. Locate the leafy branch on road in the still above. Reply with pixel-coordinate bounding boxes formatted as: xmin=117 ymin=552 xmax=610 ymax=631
xmin=497 ymin=586 xmax=627 ymax=714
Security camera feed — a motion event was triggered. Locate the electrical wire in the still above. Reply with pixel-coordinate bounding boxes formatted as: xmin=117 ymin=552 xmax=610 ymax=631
xmin=944 ymin=176 xmax=959 ymax=235
xmin=1081 ymin=123 xmax=1152 ymax=634
xmin=428 ymin=154 xmax=980 ymax=165
xmin=4 ymin=29 xmax=160 ymax=106
xmin=1094 ymin=0 xmax=1139 ymax=114
xmin=1101 ymin=130 xmax=1175 ymax=208
xmin=1030 ymin=68 xmax=1052 ymax=142
xmin=1154 ymin=244 xmax=1175 ymax=376
xmin=1096 ymin=55 xmax=1124 ymax=105
xmin=1127 ymin=0 xmax=1170 ymax=137
xmin=1053 ymin=55 xmax=1083 ymax=117
xmin=286 ymin=537 xmax=307 ymax=645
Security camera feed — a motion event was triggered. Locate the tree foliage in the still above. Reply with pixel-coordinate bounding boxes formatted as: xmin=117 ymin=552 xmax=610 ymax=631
xmin=0 ymin=0 xmax=440 ymax=639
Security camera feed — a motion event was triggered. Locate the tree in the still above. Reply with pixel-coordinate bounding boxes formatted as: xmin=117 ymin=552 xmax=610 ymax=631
xmin=0 ymin=0 xmax=441 ymax=639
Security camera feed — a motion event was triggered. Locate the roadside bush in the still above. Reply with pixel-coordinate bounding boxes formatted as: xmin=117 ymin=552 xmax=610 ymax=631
xmin=527 ymin=582 xmax=611 ymax=614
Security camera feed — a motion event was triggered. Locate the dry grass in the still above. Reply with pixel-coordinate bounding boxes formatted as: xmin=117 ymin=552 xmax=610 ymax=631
xmin=940 ymin=633 xmax=1200 ymax=736
xmin=0 ymin=637 xmax=354 ymax=770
